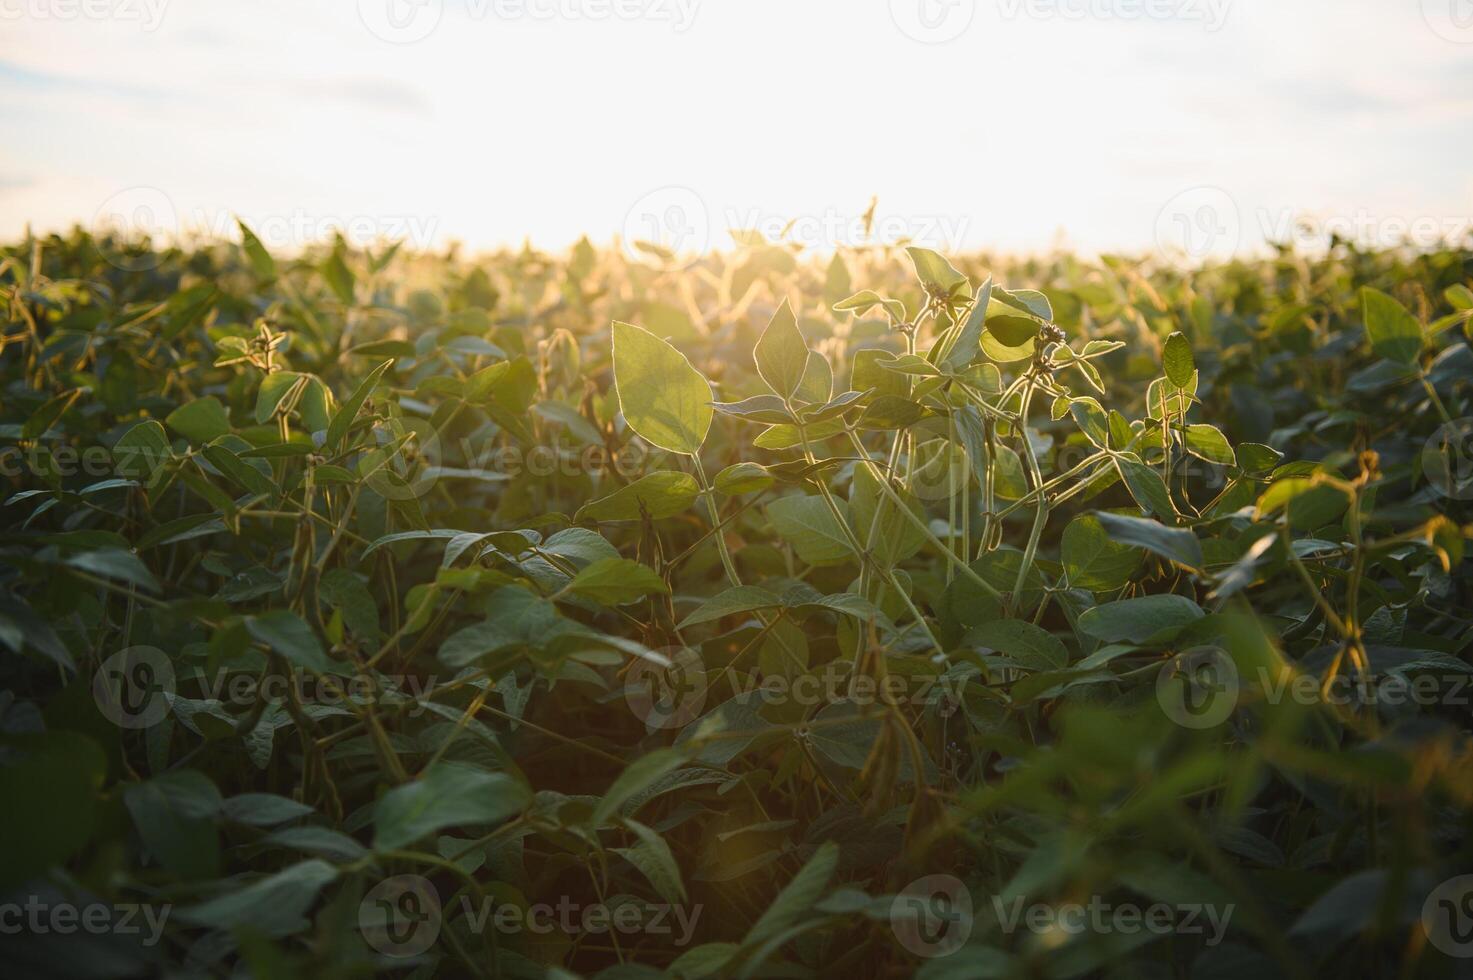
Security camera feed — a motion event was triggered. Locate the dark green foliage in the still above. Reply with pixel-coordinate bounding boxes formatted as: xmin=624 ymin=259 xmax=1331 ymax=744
xmin=0 ymin=226 xmax=1470 ymax=978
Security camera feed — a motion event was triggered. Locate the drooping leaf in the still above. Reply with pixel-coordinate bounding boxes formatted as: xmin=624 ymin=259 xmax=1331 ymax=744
xmin=165 ymin=397 xmax=230 ymax=443
xmin=1061 ymin=515 xmax=1142 ymax=593
xmin=373 ymin=763 xmax=529 ymax=851
xmin=575 ymin=471 xmax=700 ymax=522
xmin=1360 ymin=286 xmax=1422 ymax=365
xmin=1077 ymin=594 xmax=1205 ymax=644
xmin=767 ymin=494 xmax=855 ymax=564
xmin=1183 ymin=423 xmax=1235 ymax=466
xmin=179 ymin=860 xmax=339 ymax=937
xmin=1095 ymin=511 xmax=1204 ymax=571
xmin=246 ymin=610 xmax=348 ymax=676
xmin=612 ymin=320 xmax=713 ymax=455
xmin=568 ymin=557 xmax=668 ymax=605
xmin=967 ymin=619 xmax=1069 ymax=670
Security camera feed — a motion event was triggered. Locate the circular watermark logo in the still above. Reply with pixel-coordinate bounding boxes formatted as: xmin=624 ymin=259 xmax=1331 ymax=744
xmin=1156 ymin=646 xmax=1238 ymax=729
xmin=889 ymin=0 xmax=975 ymax=43
xmin=624 ymin=646 xmax=707 ymax=730
xmin=1422 ymin=874 xmax=1473 ymax=958
xmin=357 ymin=0 xmax=444 ymax=43
xmin=891 ymin=874 xmax=973 ymax=957
xmin=359 ymin=415 xmax=443 ymax=501
xmin=361 ymin=874 xmax=442 ymax=957
xmin=1155 ymin=186 xmax=1240 ymax=261
xmin=93 ymin=646 xmax=175 ymax=729
xmin=910 ymin=438 xmax=972 ymax=502
xmin=1421 ymin=418 xmax=1473 ymax=501
xmin=1422 ymin=0 xmax=1473 ymax=43
xmin=621 ymin=186 xmax=710 ymax=268
xmin=91 ymin=186 xmax=178 ymax=272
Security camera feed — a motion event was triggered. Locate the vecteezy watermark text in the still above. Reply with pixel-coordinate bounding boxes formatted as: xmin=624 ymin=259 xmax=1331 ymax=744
xmin=93 ymin=646 xmax=442 ymax=730
xmin=360 ymin=875 xmax=701 ymax=958
xmin=0 ymin=896 xmax=170 ymax=946
xmin=997 ymin=0 xmax=1231 ymax=31
xmin=623 ymin=649 xmax=972 ymax=729
xmin=0 ymin=0 xmax=168 ymax=30
xmin=1155 ymin=646 xmax=1473 ymax=729
xmin=357 ymin=0 xmax=699 ymax=44
xmin=889 ymin=875 xmax=1236 ymax=959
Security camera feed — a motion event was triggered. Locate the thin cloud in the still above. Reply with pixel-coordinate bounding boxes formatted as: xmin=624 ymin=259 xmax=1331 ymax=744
xmin=286 ymin=77 xmax=433 ymax=117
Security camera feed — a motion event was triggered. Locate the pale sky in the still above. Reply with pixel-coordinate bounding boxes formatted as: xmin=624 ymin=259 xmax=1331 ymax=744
xmin=2 ymin=0 xmax=1471 ymax=260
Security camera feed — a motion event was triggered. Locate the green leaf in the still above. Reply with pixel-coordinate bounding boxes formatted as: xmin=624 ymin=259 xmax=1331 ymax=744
xmin=263 ymin=826 xmax=367 ymax=861
xmin=113 ymin=419 xmax=172 ymax=483
xmin=222 ymin=793 xmax=314 ymax=827
xmin=23 ymin=389 xmax=81 ymax=439
xmin=714 ymin=461 xmax=774 ymax=496
xmin=1236 ymin=443 xmax=1284 ymax=475
xmin=236 ymin=218 xmax=277 ymax=280
xmin=1163 ymin=331 xmax=1196 ymax=388
xmin=568 ymin=557 xmax=667 ymax=605
xmin=0 ymin=594 xmax=74 ymax=670
xmin=438 ymin=587 xmax=562 ymax=667
xmin=164 ymin=397 xmax=229 ymax=442
xmin=533 ymin=401 xmax=603 ymax=445
xmin=850 ymin=459 xmax=924 ymax=565
xmin=373 ymin=763 xmax=529 ymax=851
xmin=255 ymin=372 xmax=333 ymax=432
xmin=1360 ymin=286 xmax=1422 ymax=365
xmin=326 ymin=358 xmax=393 ymax=450
xmin=612 ymin=320 xmax=712 ymax=455
xmin=852 ymin=348 xmax=909 ymax=399
xmin=1077 ymin=594 xmax=1204 ymax=644
xmin=1183 ymin=423 xmax=1235 ymax=466
xmin=575 ymin=470 xmax=700 ymax=522
xmin=856 ymin=394 xmax=926 ymax=430
xmin=322 ymin=242 xmax=356 ymax=305
xmin=1095 ymin=511 xmax=1204 ymax=570
xmin=670 ymin=943 xmax=739 ymax=979
xmin=64 ymin=548 xmax=160 ymax=593
xmin=795 ymin=350 xmax=834 ymax=404
xmin=246 ymin=610 xmax=347 ymax=675
xmin=987 ymin=313 xmax=1040 ymax=347
xmin=1116 ymin=456 xmax=1175 ymax=518
xmin=1255 ymin=476 xmax=1349 ymax=530
xmin=361 ymin=528 xmax=466 ymax=558
xmin=967 ymin=619 xmax=1069 ymax=670
xmin=201 ymin=444 xmax=276 ymax=496
xmin=677 ymin=585 xmax=784 ymax=629
xmin=745 ymin=840 xmax=839 ymax=946
xmin=753 ymin=298 xmax=809 ymax=398
xmin=994 ymin=285 xmax=1053 ymax=320
xmin=1069 ymin=397 xmax=1110 ymax=449
xmin=905 ymin=246 xmax=968 ymax=298
xmin=179 ymin=859 xmax=338 ymax=937
xmin=943 ymin=276 xmax=993 ymax=370
xmin=592 ymin=749 xmax=685 ymax=828
xmin=711 ymin=395 xmax=795 ymax=424
xmin=613 ymin=819 xmax=687 ymax=904
xmin=767 ymin=494 xmax=855 ymax=564
xmin=350 ymin=339 xmax=416 ymax=359
xmin=122 ymin=770 xmax=223 ymax=880
xmin=1061 ymin=515 xmax=1142 ymax=593
xmin=0 ymin=732 xmax=106 ymax=890
xmin=540 ymin=527 xmax=620 ymax=566
xmin=754 ymin=418 xmax=847 ymax=450
xmin=833 ymin=289 xmax=905 ymax=323
xmin=317 ymin=568 xmax=380 ymax=639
